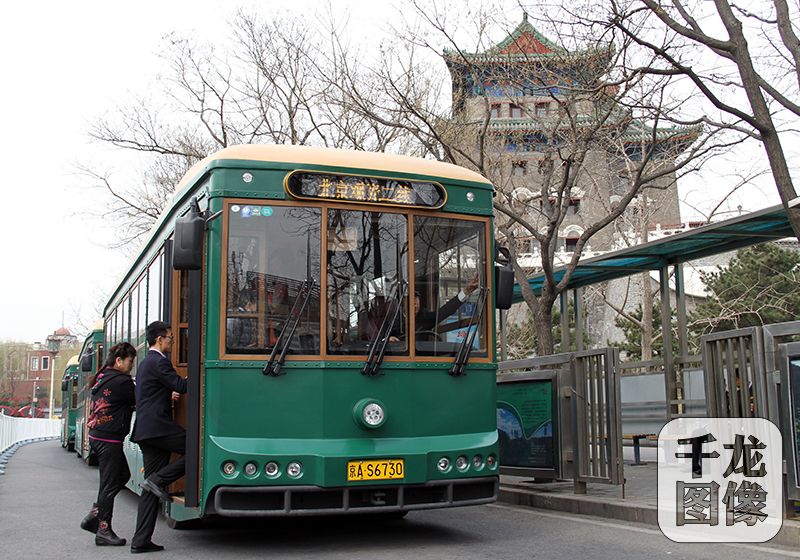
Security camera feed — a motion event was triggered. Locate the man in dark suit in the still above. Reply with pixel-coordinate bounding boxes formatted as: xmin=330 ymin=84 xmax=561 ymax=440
xmin=129 ymin=321 xmax=188 ymax=554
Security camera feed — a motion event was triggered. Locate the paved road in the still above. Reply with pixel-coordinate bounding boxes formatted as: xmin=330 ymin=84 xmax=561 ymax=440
xmin=2 ymin=441 xmax=799 ymax=560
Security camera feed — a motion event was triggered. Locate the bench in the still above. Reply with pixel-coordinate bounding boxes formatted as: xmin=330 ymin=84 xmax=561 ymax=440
xmin=623 ymin=433 xmax=657 ymax=465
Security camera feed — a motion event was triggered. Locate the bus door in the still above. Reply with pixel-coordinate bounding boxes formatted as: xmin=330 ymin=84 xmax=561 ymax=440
xmin=170 ymin=258 xmax=203 ymax=507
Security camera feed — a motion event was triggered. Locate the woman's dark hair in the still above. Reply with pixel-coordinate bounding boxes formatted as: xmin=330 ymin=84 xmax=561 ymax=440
xmin=103 ymin=342 xmax=137 ymax=370
xmin=90 ymin=342 xmax=136 ymax=386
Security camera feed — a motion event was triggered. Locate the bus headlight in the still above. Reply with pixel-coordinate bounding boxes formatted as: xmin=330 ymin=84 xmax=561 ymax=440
xmin=244 ymin=462 xmax=258 ymax=476
xmin=437 ymin=457 xmax=451 ymax=473
xmin=353 ymin=398 xmax=386 ymax=429
xmin=222 ymin=461 xmax=236 ymax=476
xmin=264 ymin=462 xmax=280 ymax=477
xmin=472 ymin=455 xmax=484 ymax=470
xmin=287 ymin=462 xmax=303 ymax=478
xmin=363 ymin=403 xmax=385 ymax=426
xmin=486 ymin=454 xmax=497 ymax=469
xmin=455 ymin=455 xmax=469 ymax=471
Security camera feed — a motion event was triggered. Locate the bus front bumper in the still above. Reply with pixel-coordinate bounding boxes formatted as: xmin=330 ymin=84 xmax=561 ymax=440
xmin=208 ymin=476 xmax=498 ymax=517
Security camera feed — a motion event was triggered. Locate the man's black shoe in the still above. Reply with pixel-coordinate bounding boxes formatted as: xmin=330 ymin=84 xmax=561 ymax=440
xmin=141 ymin=479 xmax=171 ymax=502
xmin=130 ymin=542 xmax=165 ymax=554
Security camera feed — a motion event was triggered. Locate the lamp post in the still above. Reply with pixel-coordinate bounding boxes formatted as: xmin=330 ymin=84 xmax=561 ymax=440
xmin=31 ymin=378 xmax=39 ymax=418
xmin=47 ymin=350 xmax=56 ymax=419
xmin=46 ymin=339 xmax=59 ymax=420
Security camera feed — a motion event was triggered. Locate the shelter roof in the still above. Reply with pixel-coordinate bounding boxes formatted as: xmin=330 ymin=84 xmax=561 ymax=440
xmin=512 ymin=204 xmax=795 ymax=300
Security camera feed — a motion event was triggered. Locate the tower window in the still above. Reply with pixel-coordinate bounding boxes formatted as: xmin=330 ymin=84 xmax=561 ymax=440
xmin=565 ymin=237 xmax=579 ymax=253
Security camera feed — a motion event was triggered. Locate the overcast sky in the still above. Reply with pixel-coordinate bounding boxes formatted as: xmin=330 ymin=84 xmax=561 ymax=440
xmin=0 ymin=1 xmax=283 ymax=342
xmin=0 ymin=0 xmax=791 ymax=343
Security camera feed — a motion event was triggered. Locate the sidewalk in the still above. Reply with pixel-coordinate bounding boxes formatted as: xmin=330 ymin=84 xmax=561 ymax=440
xmin=497 ymin=448 xmax=800 ymax=547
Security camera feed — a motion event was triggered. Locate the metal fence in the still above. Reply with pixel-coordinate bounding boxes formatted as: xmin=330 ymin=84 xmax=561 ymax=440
xmin=0 ymin=413 xmax=60 ymax=454
xmin=498 ymin=348 xmax=623 ymax=492
xmin=619 ymin=360 xmax=706 ymax=437
xmin=699 ymin=321 xmax=800 ymax=507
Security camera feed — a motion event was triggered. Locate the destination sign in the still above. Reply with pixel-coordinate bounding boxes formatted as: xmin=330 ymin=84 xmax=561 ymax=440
xmin=285 ymin=171 xmax=446 ymax=209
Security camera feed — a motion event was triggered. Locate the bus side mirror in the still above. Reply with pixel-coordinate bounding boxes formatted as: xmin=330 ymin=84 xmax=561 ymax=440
xmin=495 ymin=266 xmax=514 ymax=310
xmin=80 ymin=354 xmax=93 ymax=372
xmin=61 ymin=379 xmax=70 ymax=392
xmin=495 ymin=246 xmax=514 ymax=310
xmin=173 ymin=201 xmax=204 ymax=271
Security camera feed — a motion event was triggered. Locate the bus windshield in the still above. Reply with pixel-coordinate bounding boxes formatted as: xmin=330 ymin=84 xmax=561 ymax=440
xmin=413 ymin=217 xmax=487 ymax=357
xmin=224 ymin=202 xmax=488 ymax=359
xmin=225 ymin=205 xmax=322 ymax=355
xmin=326 ymin=209 xmax=409 ymax=355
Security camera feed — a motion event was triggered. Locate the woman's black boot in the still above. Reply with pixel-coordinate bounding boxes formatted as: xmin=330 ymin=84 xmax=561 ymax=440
xmin=80 ymin=504 xmax=99 ymax=534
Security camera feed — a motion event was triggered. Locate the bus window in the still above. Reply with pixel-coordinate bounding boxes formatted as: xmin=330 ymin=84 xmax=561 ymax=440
xmin=147 ymin=254 xmax=162 ymax=324
xmin=412 ymin=216 xmax=487 ymax=357
xmin=326 ymin=210 xmax=408 ymax=355
xmin=71 ymin=375 xmax=78 ymax=409
xmin=225 ymin=205 xmax=321 ymax=355
xmin=178 ymin=270 xmax=189 ymax=365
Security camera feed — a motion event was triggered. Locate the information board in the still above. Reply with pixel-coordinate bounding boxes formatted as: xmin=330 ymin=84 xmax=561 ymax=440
xmin=496 ymin=379 xmax=556 ymax=470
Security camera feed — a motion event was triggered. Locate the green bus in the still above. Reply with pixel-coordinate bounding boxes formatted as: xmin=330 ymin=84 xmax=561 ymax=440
xmin=103 ymin=145 xmax=511 ymax=525
xmin=74 ymin=324 xmax=105 ymax=464
xmin=59 ymin=355 xmax=80 ymax=451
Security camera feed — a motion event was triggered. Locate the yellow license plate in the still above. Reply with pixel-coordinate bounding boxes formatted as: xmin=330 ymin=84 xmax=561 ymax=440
xmin=347 ymin=459 xmax=405 ymax=481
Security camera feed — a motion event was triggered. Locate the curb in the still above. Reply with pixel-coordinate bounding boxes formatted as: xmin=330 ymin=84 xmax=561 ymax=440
xmin=498 ymin=484 xmax=658 ymax=525
xmin=0 ymin=437 xmax=58 ymax=475
xmin=498 ymin=484 xmax=800 ymax=548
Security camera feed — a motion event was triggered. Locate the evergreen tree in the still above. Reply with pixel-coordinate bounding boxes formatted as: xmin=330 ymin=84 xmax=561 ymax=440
xmin=613 ymin=244 xmax=800 ymax=359
xmin=690 ymin=244 xmax=800 ymax=335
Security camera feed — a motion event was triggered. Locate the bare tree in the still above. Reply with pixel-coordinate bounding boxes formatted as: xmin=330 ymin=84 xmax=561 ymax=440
xmin=606 ymin=0 xmax=800 ymax=239
xmin=84 ymin=10 xmax=406 ymax=248
xmin=0 ymin=342 xmax=29 ymax=404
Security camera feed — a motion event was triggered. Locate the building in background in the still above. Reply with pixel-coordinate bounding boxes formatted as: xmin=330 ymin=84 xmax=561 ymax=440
xmin=0 ymin=327 xmax=80 ymax=416
xmin=444 ymin=16 xmax=702 ymax=355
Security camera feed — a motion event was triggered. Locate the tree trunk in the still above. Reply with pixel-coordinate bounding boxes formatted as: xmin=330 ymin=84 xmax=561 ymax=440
xmin=714 ymin=0 xmax=800 ymax=240
xmin=534 ymin=303 xmax=555 ymax=356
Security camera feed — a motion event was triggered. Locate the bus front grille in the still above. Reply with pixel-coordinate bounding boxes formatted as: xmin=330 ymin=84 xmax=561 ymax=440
xmin=210 ymin=477 xmax=497 ymax=517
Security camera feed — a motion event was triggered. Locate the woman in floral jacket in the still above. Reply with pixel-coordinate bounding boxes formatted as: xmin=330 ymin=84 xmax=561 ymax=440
xmin=79 ymin=342 xmax=136 ymax=546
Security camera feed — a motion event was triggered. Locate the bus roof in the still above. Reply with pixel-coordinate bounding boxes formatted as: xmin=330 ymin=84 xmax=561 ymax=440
xmin=174 ymin=144 xmax=494 ymax=196
xmin=66 ymin=355 xmax=79 ymax=367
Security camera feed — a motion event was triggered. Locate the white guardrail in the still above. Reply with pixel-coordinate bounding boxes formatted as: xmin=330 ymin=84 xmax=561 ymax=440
xmin=0 ymin=413 xmax=60 ymax=454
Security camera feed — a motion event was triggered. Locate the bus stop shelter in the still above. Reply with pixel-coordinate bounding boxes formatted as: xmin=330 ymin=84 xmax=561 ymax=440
xmin=506 ymin=203 xmax=795 ymax=419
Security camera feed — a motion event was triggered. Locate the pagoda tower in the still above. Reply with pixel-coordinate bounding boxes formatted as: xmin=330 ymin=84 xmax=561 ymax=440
xmin=444 ymin=15 xmax=699 ymax=256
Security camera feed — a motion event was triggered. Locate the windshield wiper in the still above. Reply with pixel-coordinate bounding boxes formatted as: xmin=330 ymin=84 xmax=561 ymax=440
xmin=449 ymin=287 xmax=488 ymax=377
xmin=263 ymin=278 xmax=315 ymax=377
xmin=362 ymin=280 xmax=408 ymax=377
